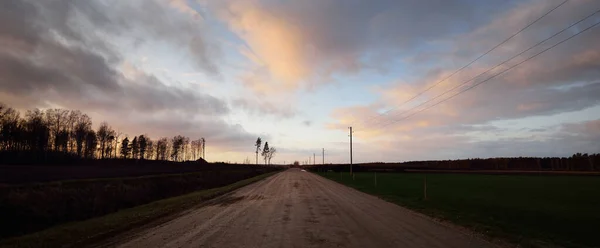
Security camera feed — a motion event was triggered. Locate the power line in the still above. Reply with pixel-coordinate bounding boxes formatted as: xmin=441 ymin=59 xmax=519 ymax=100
xmin=372 ymin=12 xmax=600 ymax=131
xmin=371 ymin=9 xmax=600 ymax=130
xmin=354 ymin=0 xmax=570 ymax=129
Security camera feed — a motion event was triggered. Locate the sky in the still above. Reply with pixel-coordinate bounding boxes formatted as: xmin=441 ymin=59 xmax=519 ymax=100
xmin=1 ymin=0 xmax=599 ymax=163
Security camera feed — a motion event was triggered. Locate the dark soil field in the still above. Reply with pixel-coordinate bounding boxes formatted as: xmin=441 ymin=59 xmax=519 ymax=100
xmin=0 ymin=160 xmax=257 ymax=185
xmin=317 ymin=171 xmax=600 ymax=248
xmin=0 ymin=163 xmax=282 ymax=239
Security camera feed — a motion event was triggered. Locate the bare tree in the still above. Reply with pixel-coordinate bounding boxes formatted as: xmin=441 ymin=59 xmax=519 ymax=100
xmin=156 ymin=137 xmax=168 ymax=160
xmin=191 ymin=139 xmax=198 ymax=160
xmin=267 ymin=147 xmax=276 ymax=165
xmin=139 ymin=135 xmax=148 ymax=159
xmin=113 ymin=131 xmax=122 ymax=158
xmin=97 ymin=122 xmax=114 ymax=159
xmin=170 ymin=135 xmax=186 ymax=161
xmin=84 ymin=130 xmax=97 ymax=159
xmin=201 ymin=138 xmax=205 ymax=159
xmin=74 ymin=114 xmax=92 ymax=158
xmin=106 ymin=135 xmax=115 ymax=158
xmin=182 ymin=136 xmax=190 ymax=161
xmin=25 ymin=109 xmax=50 ymax=153
xmin=0 ymin=106 xmax=21 ymax=151
xmin=146 ymin=139 xmax=155 ymax=160
xmin=66 ymin=110 xmax=81 ymax=153
xmin=45 ymin=109 xmax=69 ymax=151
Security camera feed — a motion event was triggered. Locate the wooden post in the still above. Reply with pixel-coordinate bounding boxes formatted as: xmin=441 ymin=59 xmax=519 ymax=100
xmin=424 ymin=175 xmax=428 ymax=200
xmin=374 ymin=172 xmax=377 ymax=187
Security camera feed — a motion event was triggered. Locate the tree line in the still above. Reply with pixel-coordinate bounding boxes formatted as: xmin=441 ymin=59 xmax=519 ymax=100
xmin=311 ymin=154 xmax=600 ymax=172
xmin=254 ymin=137 xmax=276 ymax=165
xmin=0 ymin=103 xmax=206 ymax=163
xmin=399 ymin=154 xmax=600 ymax=171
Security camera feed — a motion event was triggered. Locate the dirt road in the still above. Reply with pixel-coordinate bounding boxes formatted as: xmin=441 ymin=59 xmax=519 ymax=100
xmin=111 ymin=169 xmax=495 ymax=248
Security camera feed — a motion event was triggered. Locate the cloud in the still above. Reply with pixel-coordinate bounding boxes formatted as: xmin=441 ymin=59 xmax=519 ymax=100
xmin=0 ymin=0 xmax=257 ymax=153
xmin=331 ymin=0 xmax=600 ymax=134
xmin=230 ymin=97 xmax=296 ymax=119
xmin=168 ymin=0 xmax=204 ymax=20
xmin=208 ymin=0 xmax=513 ymax=94
xmin=324 ymin=0 xmax=600 ymax=160
xmin=562 ymin=119 xmax=600 ymax=137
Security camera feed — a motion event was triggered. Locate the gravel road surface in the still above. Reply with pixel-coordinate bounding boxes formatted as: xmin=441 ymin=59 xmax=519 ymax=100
xmin=111 ymin=169 xmax=495 ymax=248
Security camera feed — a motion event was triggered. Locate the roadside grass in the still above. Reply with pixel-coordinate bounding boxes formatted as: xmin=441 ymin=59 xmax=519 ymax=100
xmin=317 ymin=172 xmax=600 ymax=248
xmin=0 ymin=171 xmax=279 ymax=248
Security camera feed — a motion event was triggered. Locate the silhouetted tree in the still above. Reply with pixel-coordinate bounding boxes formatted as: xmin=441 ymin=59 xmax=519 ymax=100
xmin=0 ymin=106 xmax=21 ymax=151
xmin=139 ymin=135 xmax=148 ymax=159
xmin=97 ymin=122 xmax=114 ymax=159
xmin=183 ymin=137 xmax=190 ymax=160
xmin=131 ymin=136 xmax=139 ymax=159
xmin=106 ymin=135 xmax=115 ymax=159
xmin=120 ymin=137 xmax=130 ymax=159
xmin=74 ymin=114 xmax=91 ymax=158
xmin=113 ymin=131 xmax=122 ymax=158
xmin=255 ymin=137 xmax=262 ymax=165
xmin=66 ymin=110 xmax=81 ymax=153
xmin=261 ymin=142 xmax=269 ymax=165
xmin=46 ymin=109 xmax=68 ymax=151
xmin=146 ymin=139 xmax=155 ymax=160
xmin=25 ymin=109 xmax=50 ymax=153
xmin=156 ymin=138 xmax=168 ymax=160
xmin=201 ymin=137 xmax=205 ymax=159
xmin=84 ymin=130 xmax=97 ymax=159
xmin=55 ymin=129 xmax=69 ymax=152
xmin=267 ymin=147 xmax=276 ymax=165
xmin=191 ymin=139 xmax=199 ymax=160
xmin=171 ymin=135 xmax=185 ymax=161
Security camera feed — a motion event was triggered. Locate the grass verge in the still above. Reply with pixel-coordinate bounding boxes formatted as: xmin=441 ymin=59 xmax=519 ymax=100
xmin=0 ymin=171 xmax=279 ymax=248
xmin=316 ymin=172 xmax=600 ymax=248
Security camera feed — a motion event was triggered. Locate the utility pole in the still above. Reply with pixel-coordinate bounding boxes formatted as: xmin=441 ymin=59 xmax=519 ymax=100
xmin=349 ymin=127 xmax=353 ymax=174
xmin=322 ymin=148 xmax=324 ymax=165
xmin=313 ymin=153 xmax=315 ymax=165
xmin=201 ymin=138 xmax=206 ymax=161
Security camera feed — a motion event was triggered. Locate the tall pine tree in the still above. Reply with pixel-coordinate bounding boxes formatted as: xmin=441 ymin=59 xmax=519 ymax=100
xmin=120 ymin=137 xmax=130 ymax=158
xmin=131 ymin=136 xmax=139 ymax=159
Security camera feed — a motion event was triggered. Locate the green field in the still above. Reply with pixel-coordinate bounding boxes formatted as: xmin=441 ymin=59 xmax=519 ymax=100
xmin=317 ymin=172 xmax=600 ymax=248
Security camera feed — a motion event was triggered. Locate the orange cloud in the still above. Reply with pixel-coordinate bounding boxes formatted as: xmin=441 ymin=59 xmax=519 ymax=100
xmin=222 ymin=1 xmax=310 ymax=88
